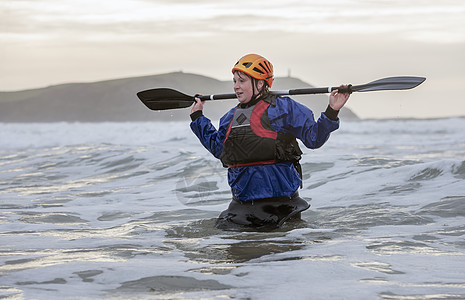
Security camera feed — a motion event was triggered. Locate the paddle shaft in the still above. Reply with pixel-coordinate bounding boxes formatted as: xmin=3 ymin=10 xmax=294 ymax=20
xmin=137 ymin=76 xmax=426 ymax=110
xmin=197 ymin=86 xmax=348 ymax=101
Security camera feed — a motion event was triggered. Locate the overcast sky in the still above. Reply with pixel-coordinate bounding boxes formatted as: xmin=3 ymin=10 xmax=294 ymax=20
xmin=1 ymin=0 xmax=464 ymax=118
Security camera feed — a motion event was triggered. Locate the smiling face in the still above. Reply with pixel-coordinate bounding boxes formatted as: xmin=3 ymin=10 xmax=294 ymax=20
xmin=233 ymin=71 xmax=263 ymax=104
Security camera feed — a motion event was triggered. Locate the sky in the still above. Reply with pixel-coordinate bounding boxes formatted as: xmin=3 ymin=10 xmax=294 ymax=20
xmin=1 ymin=0 xmax=465 ymax=119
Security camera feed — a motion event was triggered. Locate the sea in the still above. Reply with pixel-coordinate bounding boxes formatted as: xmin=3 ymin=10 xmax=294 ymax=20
xmin=1 ymin=118 xmax=465 ymax=300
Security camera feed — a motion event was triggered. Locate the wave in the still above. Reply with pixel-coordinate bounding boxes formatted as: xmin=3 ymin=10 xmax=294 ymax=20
xmin=1 ymin=119 xmax=465 ymax=299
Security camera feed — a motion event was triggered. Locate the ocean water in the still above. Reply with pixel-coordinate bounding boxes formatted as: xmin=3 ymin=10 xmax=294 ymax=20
xmin=1 ymin=118 xmax=465 ymax=299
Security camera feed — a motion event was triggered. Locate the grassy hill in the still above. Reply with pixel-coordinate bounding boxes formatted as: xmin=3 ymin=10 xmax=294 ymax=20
xmin=0 ymin=72 xmax=358 ymax=122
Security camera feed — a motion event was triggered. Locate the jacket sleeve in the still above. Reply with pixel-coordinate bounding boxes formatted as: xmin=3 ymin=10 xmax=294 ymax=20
xmin=268 ymin=97 xmax=340 ymax=149
xmin=189 ymin=109 xmax=234 ymax=159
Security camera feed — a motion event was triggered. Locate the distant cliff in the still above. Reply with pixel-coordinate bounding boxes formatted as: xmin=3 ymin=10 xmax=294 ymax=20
xmin=0 ymin=72 xmax=358 ymax=122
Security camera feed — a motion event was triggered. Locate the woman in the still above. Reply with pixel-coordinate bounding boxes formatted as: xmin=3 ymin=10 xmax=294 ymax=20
xmin=190 ymin=54 xmax=350 ymax=230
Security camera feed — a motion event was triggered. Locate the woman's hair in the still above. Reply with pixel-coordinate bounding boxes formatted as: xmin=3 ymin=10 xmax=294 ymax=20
xmin=253 ymin=77 xmax=271 ymax=99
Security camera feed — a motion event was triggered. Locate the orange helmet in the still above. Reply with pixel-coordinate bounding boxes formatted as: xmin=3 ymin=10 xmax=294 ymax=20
xmin=232 ymin=54 xmax=274 ymax=88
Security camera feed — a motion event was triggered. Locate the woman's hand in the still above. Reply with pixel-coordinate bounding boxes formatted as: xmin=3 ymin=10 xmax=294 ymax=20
xmin=329 ymin=85 xmax=350 ymax=111
xmin=190 ymin=95 xmax=205 ymax=114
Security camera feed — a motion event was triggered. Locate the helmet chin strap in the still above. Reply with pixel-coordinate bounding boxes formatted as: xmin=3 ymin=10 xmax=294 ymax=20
xmin=249 ymin=78 xmax=261 ymax=105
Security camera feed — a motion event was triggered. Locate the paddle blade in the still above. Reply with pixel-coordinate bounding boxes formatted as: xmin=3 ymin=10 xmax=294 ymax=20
xmin=137 ymin=88 xmax=194 ymax=110
xmin=353 ymin=76 xmax=426 ymax=92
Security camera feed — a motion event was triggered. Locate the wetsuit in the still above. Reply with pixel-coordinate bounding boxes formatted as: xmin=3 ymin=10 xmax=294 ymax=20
xmin=190 ymin=96 xmax=340 ymax=229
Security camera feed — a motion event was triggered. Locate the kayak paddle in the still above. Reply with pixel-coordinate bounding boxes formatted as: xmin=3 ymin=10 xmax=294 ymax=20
xmin=137 ymin=76 xmax=426 ymax=111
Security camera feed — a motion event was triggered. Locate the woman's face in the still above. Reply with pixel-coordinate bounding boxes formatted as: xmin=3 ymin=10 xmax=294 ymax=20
xmin=233 ymin=71 xmax=262 ymax=104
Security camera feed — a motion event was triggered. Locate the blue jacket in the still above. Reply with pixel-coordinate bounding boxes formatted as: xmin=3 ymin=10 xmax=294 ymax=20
xmin=190 ymin=96 xmax=340 ymax=201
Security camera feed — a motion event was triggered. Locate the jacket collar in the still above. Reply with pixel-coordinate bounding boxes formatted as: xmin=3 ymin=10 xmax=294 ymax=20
xmin=239 ymin=94 xmax=277 ymax=108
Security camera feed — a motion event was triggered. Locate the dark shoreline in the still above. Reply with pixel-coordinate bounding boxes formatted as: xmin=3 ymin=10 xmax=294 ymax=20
xmin=0 ymin=72 xmax=359 ymax=123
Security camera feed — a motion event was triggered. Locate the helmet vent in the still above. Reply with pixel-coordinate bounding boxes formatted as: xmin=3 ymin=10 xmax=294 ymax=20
xmin=261 ymin=62 xmax=272 ymax=73
xmin=253 ymin=67 xmax=264 ymax=74
xmin=242 ymin=62 xmax=253 ymax=68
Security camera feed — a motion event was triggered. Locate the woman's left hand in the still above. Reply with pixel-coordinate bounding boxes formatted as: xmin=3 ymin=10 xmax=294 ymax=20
xmin=329 ymin=85 xmax=351 ymax=111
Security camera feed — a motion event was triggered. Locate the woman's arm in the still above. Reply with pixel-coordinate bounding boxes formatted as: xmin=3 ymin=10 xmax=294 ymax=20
xmin=190 ymin=97 xmax=234 ymax=159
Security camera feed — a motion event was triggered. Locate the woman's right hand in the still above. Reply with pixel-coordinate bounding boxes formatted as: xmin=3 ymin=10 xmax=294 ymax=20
xmin=190 ymin=95 xmax=205 ymax=114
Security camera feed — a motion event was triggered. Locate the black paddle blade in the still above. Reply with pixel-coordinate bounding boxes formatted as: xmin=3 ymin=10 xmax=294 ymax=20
xmin=353 ymin=76 xmax=426 ymax=93
xmin=137 ymin=88 xmax=194 ymax=110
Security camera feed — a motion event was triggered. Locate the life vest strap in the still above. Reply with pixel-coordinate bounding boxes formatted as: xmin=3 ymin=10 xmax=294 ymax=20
xmin=227 ymin=160 xmax=276 ymax=168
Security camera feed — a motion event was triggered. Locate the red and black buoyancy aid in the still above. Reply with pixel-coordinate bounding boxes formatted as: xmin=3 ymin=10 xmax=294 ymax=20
xmin=220 ymin=96 xmax=303 ymax=173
